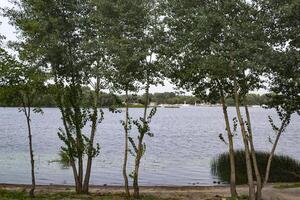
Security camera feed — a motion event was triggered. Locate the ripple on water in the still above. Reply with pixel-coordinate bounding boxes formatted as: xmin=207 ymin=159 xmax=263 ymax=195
xmin=0 ymin=107 xmax=299 ymax=186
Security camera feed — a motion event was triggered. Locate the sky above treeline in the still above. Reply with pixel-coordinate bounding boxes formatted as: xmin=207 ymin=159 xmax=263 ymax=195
xmin=0 ymin=0 xmax=178 ymax=94
xmin=0 ymin=0 xmax=265 ymax=95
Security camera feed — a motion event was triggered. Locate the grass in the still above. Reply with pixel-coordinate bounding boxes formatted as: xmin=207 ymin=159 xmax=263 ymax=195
xmin=274 ymin=183 xmax=300 ymax=189
xmin=210 ymin=194 xmax=248 ymax=200
xmin=225 ymin=195 xmax=248 ymax=200
xmin=211 ymin=150 xmax=300 ymax=184
xmin=0 ymin=190 xmax=176 ymax=200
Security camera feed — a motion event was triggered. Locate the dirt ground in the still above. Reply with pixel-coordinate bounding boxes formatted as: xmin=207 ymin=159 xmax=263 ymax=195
xmin=0 ymin=184 xmax=300 ymax=200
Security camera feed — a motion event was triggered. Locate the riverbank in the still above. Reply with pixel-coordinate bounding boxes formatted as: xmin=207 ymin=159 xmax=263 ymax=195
xmin=1 ymin=183 xmax=300 ymax=200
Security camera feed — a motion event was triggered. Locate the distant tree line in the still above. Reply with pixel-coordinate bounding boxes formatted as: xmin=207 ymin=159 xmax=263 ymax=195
xmin=0 ymin=87 xmax=122 ymax=108
xmin=0 ymin=90 xmax=270 ymax=107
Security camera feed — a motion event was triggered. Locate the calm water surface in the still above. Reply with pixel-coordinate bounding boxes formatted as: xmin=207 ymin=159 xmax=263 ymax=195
xmin=0 ymin=107 xmax=299 ymax=186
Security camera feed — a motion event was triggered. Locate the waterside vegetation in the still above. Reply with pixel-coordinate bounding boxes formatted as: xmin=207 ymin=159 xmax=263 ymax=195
xmin=0 ymin=0 xmax=299 ymax=199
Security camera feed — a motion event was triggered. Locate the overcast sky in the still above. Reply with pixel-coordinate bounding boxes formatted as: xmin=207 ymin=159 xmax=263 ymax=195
xmin=0 ymin=0 xmax=17 ymax=42
xmin=0 ymin=0 xmax=265 ymax=95
xmin=0 ymin=0 xmax=178 ymax=94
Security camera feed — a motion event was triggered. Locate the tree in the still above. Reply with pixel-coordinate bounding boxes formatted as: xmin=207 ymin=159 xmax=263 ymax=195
xmin=5 ymin=0 xmax=103 ymax=194
xmin=0 ymin=52 xmax=46 ymax=197
xmin=161 ymin=1 xmax=269 ymax=199
xmin=91 ymin=0 xmax=162 ymax=198
xmin=91 ymin=0 xmax=146 ymax=197
xmin=258 ymin=0 xmax=300 ymax=187
xmin=264 ymin=51 xmax=300 ymax=184
xmin=130 ymin=1 xmax=162 ymax=198
xmin=160 ymin=0 xmax=236 ymax=197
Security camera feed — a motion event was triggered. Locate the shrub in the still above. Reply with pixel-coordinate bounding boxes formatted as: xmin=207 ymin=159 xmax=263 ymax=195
xmin=211 ymin=150 xmax=300 ymax=184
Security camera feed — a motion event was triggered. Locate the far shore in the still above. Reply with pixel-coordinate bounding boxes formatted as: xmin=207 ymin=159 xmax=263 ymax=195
xmin=1 ymin=183 xmax=300 ymax=200
xmin=0 ymin=104 xmax=263 ymax=109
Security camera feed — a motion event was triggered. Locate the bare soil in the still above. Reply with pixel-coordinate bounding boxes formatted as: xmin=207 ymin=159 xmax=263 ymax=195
xmin=0 ymin=183 xmax=300 ymax=200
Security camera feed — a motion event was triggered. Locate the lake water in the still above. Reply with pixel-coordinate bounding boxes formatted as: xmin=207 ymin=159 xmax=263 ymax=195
xmin=0 ymin=107 xmax=299 ymax=186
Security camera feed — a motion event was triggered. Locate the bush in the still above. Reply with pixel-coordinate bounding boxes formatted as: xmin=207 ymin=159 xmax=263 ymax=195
xmin=211 ymin=150 xmax=300 ymax=184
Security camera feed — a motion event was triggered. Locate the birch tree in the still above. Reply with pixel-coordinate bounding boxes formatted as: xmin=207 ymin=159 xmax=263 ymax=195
xmin=162 ymin=1 xmax=270 ymax=199
xmin=91 ymin=0 xmax=147 ymax=197
xmin=0 ymin=52 xmax=46 ymax=197
xmin=5 ymin=0 xmax=103 ymax=194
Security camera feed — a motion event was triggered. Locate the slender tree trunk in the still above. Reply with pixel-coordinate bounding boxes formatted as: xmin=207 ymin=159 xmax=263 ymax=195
xmin=123 ymin=90 xmax=130 ymax=198
xmin=83 ymin=77 xmax=101 ymax=193
xmin=26 ymin=114 xmax=36 ymax=197
xmin=71 ymin=85 xmax=84 ymax=194
xmin=27 ymin=117 xmax=36 ymax=197
xmin=69 ymin=159 xmax=80 ymax=192
xmin=133 ymin=79 xmax=150 ymax=199
xmin=74 ymin=108 xmax=83 ymax=194
xmin=244 ymin=103 xmax=262 ymax=200
xmin=63 ymin=55 xmax=84 ymax=193
xmin=22 ymin=97 xmax=36 ymax=198
xmin=220 ymin=89 xmax=238 ymax=198
xmin=58 ymin=95 xmax=81 ymax=194
xmin=133 ymin=151 xmax=141 ymax=199
xmin=263 ymin=116 xmax=289 ymax=186
xmin=77 ymin=157 xmax=83 ymax=193
xmin=244 ymin=102 xmax=262 ymax=200
xmin=233 ymin=75 xmax=255 ymax=200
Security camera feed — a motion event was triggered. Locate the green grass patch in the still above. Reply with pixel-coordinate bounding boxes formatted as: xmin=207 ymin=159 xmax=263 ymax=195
xmin=0 ymin=189 xmax=176 ymax=200
xmin=274 ymin=183 xmax=300 ymax=189
xmin=211 ymin=194 xmax=248 ymax=200
xmin=211 ymin=150 xmax=300 ymax=184
xmin=226 ymin=195 xmax=248 ymax=200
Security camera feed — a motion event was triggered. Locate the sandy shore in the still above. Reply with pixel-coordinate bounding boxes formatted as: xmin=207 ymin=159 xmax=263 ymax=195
xmin=0 ymin=183 xmax=300 ymax=200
